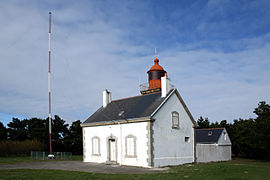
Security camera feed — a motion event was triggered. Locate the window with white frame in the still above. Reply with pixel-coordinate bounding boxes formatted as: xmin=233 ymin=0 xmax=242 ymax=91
xmin=172 ymin=111 xmax=179 ymax=129
xmin=92 ymin=136 xmax=100 ymax=156
xmin=125 ymin=135 xmax=137 ymax=157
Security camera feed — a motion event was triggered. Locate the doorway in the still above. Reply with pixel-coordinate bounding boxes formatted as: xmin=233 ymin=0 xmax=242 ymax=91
xmin=108 ymin=138 xmax=117 ymax=163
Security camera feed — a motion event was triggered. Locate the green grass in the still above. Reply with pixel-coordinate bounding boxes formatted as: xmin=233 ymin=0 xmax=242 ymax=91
xmin=0 ymin=158 xmax=269 ymax=179
xmin=0 ymin=155 xmax=83 ymax=164
xmin=71 ymin=155 xmax=83 ymax=161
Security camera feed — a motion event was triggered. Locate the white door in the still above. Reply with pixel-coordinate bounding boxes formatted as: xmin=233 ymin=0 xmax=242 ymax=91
xmin=109 ymin=139 xmax=116 ymax=162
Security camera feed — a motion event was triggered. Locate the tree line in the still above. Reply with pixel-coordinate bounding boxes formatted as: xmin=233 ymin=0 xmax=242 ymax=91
xmin=196 ymin=101 xmax=270 ymax=160
xmin=0 ymin=115 xmax=82 ymax=155
xmin=0 ymin=101 xmax=269 ymax=159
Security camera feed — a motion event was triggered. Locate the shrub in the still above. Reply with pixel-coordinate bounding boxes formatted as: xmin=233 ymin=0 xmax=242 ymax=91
xmin=0 ymin=139 xmax=44 ymax=156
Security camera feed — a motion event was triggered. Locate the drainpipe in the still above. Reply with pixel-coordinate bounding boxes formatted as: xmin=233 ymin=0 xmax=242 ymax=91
xmin=193 ymin=125 xmax=196 ymax=163
xmin=118 ymin=121 xmax=122 ymax=165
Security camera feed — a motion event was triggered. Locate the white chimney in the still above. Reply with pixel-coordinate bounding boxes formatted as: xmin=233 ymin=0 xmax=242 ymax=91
xmin=103 ymin=89 xmax=112 ymax=108
xmin=161 ymin=74 xmax=172 ymax=97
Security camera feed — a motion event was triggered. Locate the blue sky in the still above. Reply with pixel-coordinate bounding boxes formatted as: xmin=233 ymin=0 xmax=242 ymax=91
xmin=0 ymin=0 xmax=270 ymax=126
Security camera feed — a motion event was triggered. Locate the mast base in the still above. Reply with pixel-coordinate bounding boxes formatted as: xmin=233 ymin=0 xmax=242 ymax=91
xmin=48 ymin=154 xmax=55 ymax=159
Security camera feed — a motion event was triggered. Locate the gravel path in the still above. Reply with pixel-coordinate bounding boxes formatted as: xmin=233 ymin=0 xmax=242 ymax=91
xmin=0 ymin=161 xmax=169 ymax=174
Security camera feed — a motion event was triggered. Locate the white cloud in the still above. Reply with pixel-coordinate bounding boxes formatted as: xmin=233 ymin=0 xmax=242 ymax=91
xmin=161 ymin=41 xmax=270 ymax=122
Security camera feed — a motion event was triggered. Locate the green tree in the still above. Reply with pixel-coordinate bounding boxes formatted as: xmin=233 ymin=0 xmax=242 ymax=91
xmin=253 ymin=101 xmax=270 ymax=159
xmin=210 ymin=121 xmax=220 ymax=128
xmin=64 ymin=120 xmax=82 ymax=154
xmin=25 ymin=118 xmax=47 ymax=150
xmin=26 ymin=118 xmax=46 ymax=140
xmin=231 ymin=118 xmax=255 ymax=157
xmin=51 ymin=115 xmax=69 ymax=152
xmin=220 ymin=120 xmax=228 ymax=128
xmin=0 ymin=122 xmax=7 ymax=141
xmin=7 ymin=118 xmax=28 ymax=140
xmin=197 ymin=116 xmax=210 ymax=128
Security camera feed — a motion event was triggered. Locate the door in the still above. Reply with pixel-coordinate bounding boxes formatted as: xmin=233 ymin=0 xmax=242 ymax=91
xmin=109 ymin=139 xmax=116 ymax=162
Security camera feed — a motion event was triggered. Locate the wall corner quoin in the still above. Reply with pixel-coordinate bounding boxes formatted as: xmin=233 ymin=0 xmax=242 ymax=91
xmin=146 ymin=121 xmax=154 ymax=167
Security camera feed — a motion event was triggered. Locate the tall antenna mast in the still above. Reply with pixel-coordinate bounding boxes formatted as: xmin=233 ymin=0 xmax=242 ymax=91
xmin=48 ymin=12 xmax=53 ymax=156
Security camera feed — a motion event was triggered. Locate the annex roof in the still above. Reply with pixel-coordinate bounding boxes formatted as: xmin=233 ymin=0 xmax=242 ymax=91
xmin=195 ymin=128 xmax=224 ymax=144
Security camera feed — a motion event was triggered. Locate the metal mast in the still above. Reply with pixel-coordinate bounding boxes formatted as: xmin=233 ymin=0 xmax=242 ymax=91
xmin=48 ymin=12 xmax=53 ymax=155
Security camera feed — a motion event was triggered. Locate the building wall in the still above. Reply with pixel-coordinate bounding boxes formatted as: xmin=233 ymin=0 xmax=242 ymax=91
xmin=196 ymin=144 xmax=231 ymax=163
xmin=217 ymin=129 xmax=232 ymax=146
xmin=152 ymin=92 xmax=195 ymax=167
xmin=83 ymin=121 xmax=150 ymax=167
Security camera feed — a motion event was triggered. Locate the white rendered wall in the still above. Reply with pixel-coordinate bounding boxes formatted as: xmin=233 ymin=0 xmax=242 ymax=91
xmin=152 ymin=92 xmax=194 ymax=167
xmin=196 ymin=144 xmax=231 ymax=163
xmin=83 ymin=121 xmax=150 ymax=167
xmin=217 ymin=129 xmax=232 ymax=146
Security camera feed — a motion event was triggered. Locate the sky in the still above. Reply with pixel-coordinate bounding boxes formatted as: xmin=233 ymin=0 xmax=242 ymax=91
xmin=0 ymin=0 xmax=270 ymax=126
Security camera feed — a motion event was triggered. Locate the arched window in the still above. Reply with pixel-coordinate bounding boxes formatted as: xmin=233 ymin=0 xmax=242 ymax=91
xmin=172 ymin=111 xmax=179 ymax=129
xmin=91 ymin=136 xmax=100 ymax=156
xmin=125 ymin=134 xmax=137 ymax=157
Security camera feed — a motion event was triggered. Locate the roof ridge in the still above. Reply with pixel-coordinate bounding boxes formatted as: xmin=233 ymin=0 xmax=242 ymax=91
xmin=196 ymin=128 xmax=224 ymax=130
xmin=111 ymin=92 xmax=161 ymax=102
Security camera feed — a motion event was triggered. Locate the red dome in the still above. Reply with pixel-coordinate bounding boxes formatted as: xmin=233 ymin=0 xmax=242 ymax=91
xmin=148 ymin=58 xmax=165 ymax=72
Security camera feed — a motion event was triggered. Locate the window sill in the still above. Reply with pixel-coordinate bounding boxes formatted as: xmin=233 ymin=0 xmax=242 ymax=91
xmin=125 ymin=155 xmax=137 ymax=158
xmin=92 ymin=154 xmax=101 ymax=156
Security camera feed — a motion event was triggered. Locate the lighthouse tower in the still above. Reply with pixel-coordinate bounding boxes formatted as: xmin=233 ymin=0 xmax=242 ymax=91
xmin=140 ymin=57 xmax=171 ymax=95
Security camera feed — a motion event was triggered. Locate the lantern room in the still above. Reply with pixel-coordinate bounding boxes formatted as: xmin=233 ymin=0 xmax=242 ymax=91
xmin=140 ymin=57 xmax=167 ymax=95
xmin=147 ymin=58 xmax=166 ymax=90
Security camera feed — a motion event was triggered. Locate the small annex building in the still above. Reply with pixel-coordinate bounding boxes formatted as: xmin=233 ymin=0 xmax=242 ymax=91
xmin=81 ymin=58 xmax=196 ymax=168
xmin=195 ymin=128 xmax=232 ymax=163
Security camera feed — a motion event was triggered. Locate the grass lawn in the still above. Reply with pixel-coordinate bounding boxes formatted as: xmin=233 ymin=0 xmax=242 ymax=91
xmin=0 ymin=158 xmax=269 ymax=179
xmin=0 ymin=155 xmax=82 ymax=164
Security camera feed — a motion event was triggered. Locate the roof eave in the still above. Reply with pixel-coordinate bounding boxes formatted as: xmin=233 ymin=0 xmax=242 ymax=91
xmin=174 ymin=89 xmax=196 ymax=124
xmin=150 ymin=88 xmax=196 ymax=125
xmin=80 ymin=116 xmax=152 ymax=127
xmin=196 ymin=142 xmax=218 ymax=144
xmin=150 ymin=88 xmax=175 ymax=117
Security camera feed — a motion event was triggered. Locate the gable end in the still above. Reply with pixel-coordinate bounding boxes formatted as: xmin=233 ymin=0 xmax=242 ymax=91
xmin=150 ymin=88 xmax=195 ymax=125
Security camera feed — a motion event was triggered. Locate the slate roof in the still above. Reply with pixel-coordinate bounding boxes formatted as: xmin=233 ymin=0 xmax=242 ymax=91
xmin=83 ymin=92 xmax=165 ymax=124
xmin=195 ymin=128 xmax=224 ymax=144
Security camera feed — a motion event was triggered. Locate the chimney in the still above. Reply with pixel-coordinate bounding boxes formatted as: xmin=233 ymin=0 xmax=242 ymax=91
xmin=161 ymin=73 xmax=172 ymax=97
xmin=103 ymin=89 xmax=111 ymax=107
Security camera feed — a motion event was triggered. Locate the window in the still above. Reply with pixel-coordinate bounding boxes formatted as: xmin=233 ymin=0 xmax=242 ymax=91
xmin=224 ymin=132 xmax=227 ymax=140
xmin=92 ymin=136 xmax=100 ymax=156
xmin=208 ymin=131 xmax=212 ymax=136
xmin=125 ymin=135 xmax=137 ymax=157
xmin=172 ymin=111 xmax=179 ymax=129
xmin=185 ymin=137 xmax=190 ymax=142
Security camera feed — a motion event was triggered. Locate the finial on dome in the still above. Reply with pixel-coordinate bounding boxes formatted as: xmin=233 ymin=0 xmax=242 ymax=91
xmin=154 ymin=58 xmax=159 ymax=64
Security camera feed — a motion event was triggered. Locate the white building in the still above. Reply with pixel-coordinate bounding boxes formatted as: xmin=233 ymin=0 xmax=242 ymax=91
xmin=81 ymin=58 xmax=196 ymax=168
xmin=195 ymin=128 xmax=232 ymax=163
